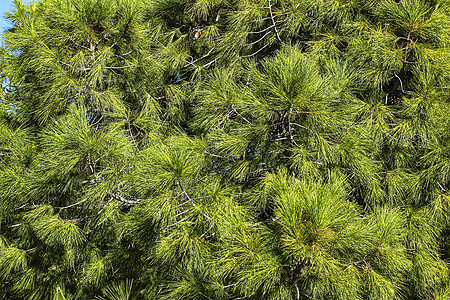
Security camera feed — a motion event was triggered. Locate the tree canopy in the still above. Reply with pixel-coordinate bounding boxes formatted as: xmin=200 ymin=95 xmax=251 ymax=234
xmin=1 ymin=0 xmax=450 ymax=299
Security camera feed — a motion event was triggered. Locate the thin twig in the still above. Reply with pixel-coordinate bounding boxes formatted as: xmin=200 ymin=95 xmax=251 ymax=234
xmin=165 ymin=216 xmax=190 ymax=228
xmin=97 ymin=204 xmax=120 ymax=227
xmin=9 ymin=223 xmax=23 ymax=228
xmin=251 ymin=12 xmax=291 ymax=23
xmin=173 ymin=209 xmax=191 ymax=218
xmin=55 ymin=198 xmax=88 ymax=210
xmin=437 ymin=254 xmax=450 ymax=265
xmin=393 ymin=73 xmax=411 ymax=94
xmin=203 ymin=58 xmax=217 ymax=68
xmin=290 ymin=122 xmax=315 ymax=134
xmin=178 ymin=181 xmax=211 ymax=220
xmin=184 ymin=47 xmax=215 ymax=68
xmin=104 ymin=64 xmax=137 ymax=69
xmin=240 ymin=37 xmax=276 ymax=58
xmin=14 ymin=204 xmax=28 ymax=211
xmin=199 ymin=227 xmax=214 ymax=239
xmin=288 ymin=111 xmax=299 ymax=146
xmin=203 ymin=150 xmax=236 ymax=161
xmin=243 ymin=31 xmax=272 ymax=46
xmin=247 ymin=24 xmax=275 ymax=35
xmin=231 ymin=105 xmax=251 ymax=124
xmin=97 ymin=198 xmax=115 ymax=216
xmin=268 ymin=0 xmax=282 ymax=43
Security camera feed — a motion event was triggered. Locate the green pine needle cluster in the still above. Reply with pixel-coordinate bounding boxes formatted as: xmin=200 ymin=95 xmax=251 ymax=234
xmin=1 ymin=0 xmax=450 ymax=299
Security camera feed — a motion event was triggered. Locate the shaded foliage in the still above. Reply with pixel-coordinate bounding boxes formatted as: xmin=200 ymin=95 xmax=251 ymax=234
xmin=1 ymin=0 xmax=450 ymax=299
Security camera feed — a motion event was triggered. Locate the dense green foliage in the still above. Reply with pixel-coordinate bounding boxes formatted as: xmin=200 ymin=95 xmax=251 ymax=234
xmin=1 ymin=0 xmax=450 ymax=299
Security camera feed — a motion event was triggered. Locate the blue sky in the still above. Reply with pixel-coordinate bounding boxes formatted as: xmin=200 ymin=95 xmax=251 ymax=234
xmin=0 ymin=0 xmax=16 ymax=33
xmin=0 ymin=0 xmax=31 ymax=34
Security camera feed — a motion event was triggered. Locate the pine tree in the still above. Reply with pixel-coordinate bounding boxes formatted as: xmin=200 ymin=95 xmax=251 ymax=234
xmin=1 ymin=0 xmax=450 ymax=299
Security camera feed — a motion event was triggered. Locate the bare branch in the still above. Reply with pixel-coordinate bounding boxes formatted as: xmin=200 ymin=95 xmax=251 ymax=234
xmin=247 ymin=24 xmax=275 ymax=35
xmin=104 ymin=64 xmax=137 ymax=69
xmin=111 ymin=192 xmax=144 ymax=205
xmin=204 ymin=150 xmax=236 ymax=161
xmin=14 ymin=204 xmax=28 ymax=211
xmin=184 ymin=47 xmax=215 ymax=68
xmin=199 ymin=227 xmax=214 ymax=239
xmin=9 ymin=223 xmax=23 ymax=228
xmin=97 ymin=204 xmax=120 ymax=227
xmin=290 ymin=122 xmax=315 ymax=134
xmin=243 ymin=31 xmax=272 ymax=47
xmin=231 ymin=105 xmax=251 ymax=124
xmin=268 ymin=0 xmax=282 ymax=43
xmin=203 ymin=58 xmax=217 ymax=68
xmin=288 ymin=112 xmax=299 ymax=146
xmin=251 ymin=12 xmax=291 ymax=23
xmin=294 ymin=283 xmax=300 ymax=300
xmin=173 ymin=209 xmax=191 ymax=218
xmin=165 ymin=215 xmax=190 ymax=228
xmin=393 ymin=73 xmax=411 ymax=94
xmin=178 ymin=181 xmax=211 ymax=220
xmin=240 ymin=37 xmax=276 ymax=58
xmin=55 ymin=198 xmax=88 ymax=210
